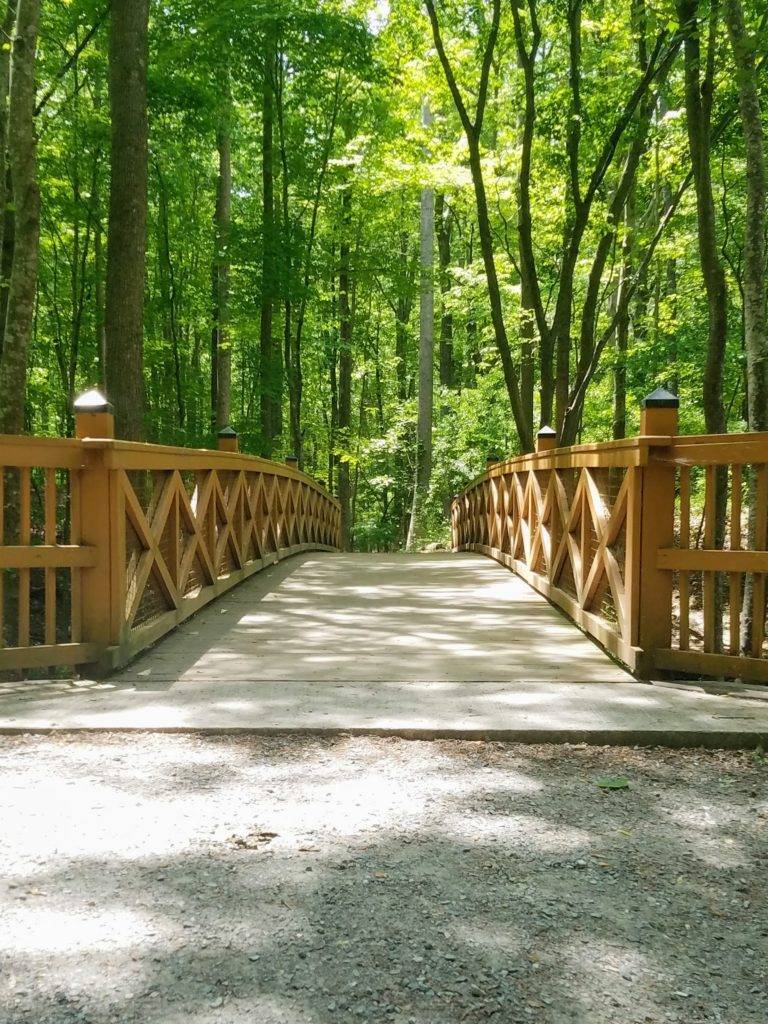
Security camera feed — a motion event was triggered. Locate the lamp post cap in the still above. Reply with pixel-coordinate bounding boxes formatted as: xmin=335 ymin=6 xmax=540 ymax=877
xmin=217 ymin=425 xmax=238 ymax=438
xmin=537 ymin=425 xmax=557 ymax=438
xmin=642 ymin=387 xmax=679 ymax=409
xmin=285 ymin=454 xmax=299 ymax=464
xmin=73 ymin=388 xmax=112 ymax=414
xmin=486 ymin=453 xmax=500 ymax=462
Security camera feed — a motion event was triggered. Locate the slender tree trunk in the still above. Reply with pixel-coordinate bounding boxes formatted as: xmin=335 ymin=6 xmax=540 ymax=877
xmin=0 ymin=0 xmax=17 ymax=359
xmin=678 ymin=0 xmax=727 ymax=436
xmin=157 ymin=166 xmax=184 ymax=430
xmin=613 ymin=195 xmax=635 ymax=439
xmin=435 ymin=192 xmax=454 ymax=389
xmin=337 ymin=182 xmax=352 ymax=550
xmin=678 ymin=0 xmax=727 ymax=650
xmin=259 ymin=27 xmax=281 ymax=454
xmin=394 ymin=228 xmax=414 ymax=401
xmin=105 ymin=0 xmax=148 ymax=440
xmin=724 ymin=0 xmax=768 ymax=654
xmin=725 ymin=0 xmax=767 ymax=432
xmin=212 ymin=100 xmax=232 ymax=432
xmin=407 ymin=101 xmax=435 ymax=551
xmin=0 ymin=0 xmax=40 ymax=434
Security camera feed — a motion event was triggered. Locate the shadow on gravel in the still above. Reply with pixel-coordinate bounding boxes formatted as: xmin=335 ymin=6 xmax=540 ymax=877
xmin=1 ymin=735 xmax=766 ymax=1024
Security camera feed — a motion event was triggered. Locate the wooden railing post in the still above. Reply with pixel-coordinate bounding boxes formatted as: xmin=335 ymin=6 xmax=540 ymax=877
xmin=536 ymin=426 xmax=557 ymax=454
xmin=633 ymin=388 xmax=679 ymax=675
xmin=217 ymin=425 xmax=239 ymax=452
xmin=73 ymin=388 xmax=123 ymax=674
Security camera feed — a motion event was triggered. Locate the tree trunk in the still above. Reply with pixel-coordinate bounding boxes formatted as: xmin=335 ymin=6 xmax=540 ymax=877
xmin=394 ymin=228 xmax=413 ymax=401
xmin=678 ymin=0 xmax=727 ymax=650
xmin=104 ymin=0 xmax=148 ymax=440
xmin=337 ymin=181 xmax=353 ymax=550
xmin=725 ymin=0 xmax=767 ymax=432
xmin=613 ymin=195 xmax=635 ymax=439
xmin=212 ymin=104 xmax=232 ymax=432
xmin=678 ymin=0 xmax=727 ymax=436
xmin=0 ymin=0 xmax=40 ymax=435
xmin=407 ymin=101 xmax=435 ymax=552
xmin=0 ymin=0 xmax=17 ymax=359
xmin=259 ymin=27 xmax=281 ymax=455
xmin=724 ymin=0 xmax=767 ymax=654
xmin=435 ymin=192 xmax=454 ymax=389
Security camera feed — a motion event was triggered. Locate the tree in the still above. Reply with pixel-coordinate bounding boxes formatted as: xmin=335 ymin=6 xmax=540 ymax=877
xmin=725 ymin=0 xmax=767 ymax=432
xmin=426 ymin=0 xmax=532 ymax=452
xmin=407 ymin=99 xmax=435 ymax=551
xmin=0 ymin=0 xmax=40 ymax=435
xmin=212 ymin=75 xmax=232 ymax=432
xmin=105 ymin=0 xmax=149 ymax=440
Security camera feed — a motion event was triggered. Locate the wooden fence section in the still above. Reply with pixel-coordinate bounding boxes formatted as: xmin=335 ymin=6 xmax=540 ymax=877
xmin=0 ymin=398 xmax=340 ymax=674
xmin=452 ymin=392 xmax=768 ymax=683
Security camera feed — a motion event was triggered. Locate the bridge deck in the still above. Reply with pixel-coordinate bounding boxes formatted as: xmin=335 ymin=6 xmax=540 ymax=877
xmin=115 ymin=551 xmax=633 ymax=686
xmin=3 ymin=553 xmax=768 ymax=744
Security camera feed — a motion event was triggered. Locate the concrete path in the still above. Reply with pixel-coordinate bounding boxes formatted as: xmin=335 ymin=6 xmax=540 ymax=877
xmin=0 ymin=552 xmax=766 ymax=746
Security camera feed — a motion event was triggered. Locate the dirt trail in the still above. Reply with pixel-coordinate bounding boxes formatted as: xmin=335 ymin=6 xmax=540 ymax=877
xmin=1 ymin=734 xmax=766 ymax=1024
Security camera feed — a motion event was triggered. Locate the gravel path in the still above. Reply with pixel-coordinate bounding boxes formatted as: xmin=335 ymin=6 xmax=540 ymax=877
xmin=1 ymin=734 xmax=766 ymax=1024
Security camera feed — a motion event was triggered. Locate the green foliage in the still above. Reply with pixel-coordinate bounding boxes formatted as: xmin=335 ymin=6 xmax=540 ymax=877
xmin=15 ymin=0 xmax=766 ymax=547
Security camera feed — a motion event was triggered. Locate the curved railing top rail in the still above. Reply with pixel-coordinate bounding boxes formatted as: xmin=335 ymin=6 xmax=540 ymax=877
xmin=452 ymin=395 xmax=768 ymax=684
xmin=0 ymin=432 xmax=340 ymax=509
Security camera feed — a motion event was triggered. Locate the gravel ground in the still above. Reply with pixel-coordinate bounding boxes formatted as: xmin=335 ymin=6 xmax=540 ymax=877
xmin=1 ymin=734 xmax=766 ymax=1024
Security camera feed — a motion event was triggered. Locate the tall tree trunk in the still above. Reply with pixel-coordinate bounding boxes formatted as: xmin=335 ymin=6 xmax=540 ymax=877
xmin=725 ymin=0 xmax=767 ymax=432
xmin=724 ymin=0 xmax=767 ymax=654
xmin=678 ymin=0 xmax=727 ymax=436
xmin=0 ymin=0 xmax=40 ymax=434
xmin=212 ymin=98 xmax=231 ymax=432
xmin=613 ymin=194 xmax=635 ymax=439
xmin=435 ymin=192 xmax=454 ymax=389
xmin=678 ymin=0 xmax=727 ymax=651
xmin=105 ymin=0 xmax=148 ymax=440
xmin=337 ymin=181 xmax=353 ymax=550
xmin=259 ymin=27 xmax=281 ymax=455
xmin=394 ymin=227 xmax=413 ymax=401
xmin=0 ymin=0 xmax=17 ymax=360
xmin=407 ymin=101 xmax=435 ymax=552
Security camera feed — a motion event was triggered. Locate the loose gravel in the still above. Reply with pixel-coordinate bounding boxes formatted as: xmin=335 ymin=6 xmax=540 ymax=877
xmin=1 ymin=734 xmax=766 ymax=1024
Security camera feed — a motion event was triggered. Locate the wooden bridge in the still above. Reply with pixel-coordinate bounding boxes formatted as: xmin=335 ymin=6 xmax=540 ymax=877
xmin=1 ymin=388 xmax=767 ymax=687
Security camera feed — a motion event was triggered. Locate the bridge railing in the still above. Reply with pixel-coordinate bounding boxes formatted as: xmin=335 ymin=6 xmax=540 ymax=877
xmin=451 ymin=391 xmax=768 ymax=683
xmin=0 ymin=391 xmax=340 ymax=675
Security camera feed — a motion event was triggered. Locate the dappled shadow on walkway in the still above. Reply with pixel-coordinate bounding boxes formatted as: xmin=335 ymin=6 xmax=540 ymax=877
xmin=110 ymin=551 xmax=632 ymax=686
xmin=1 ymin=734 xmax=765 ymax=1024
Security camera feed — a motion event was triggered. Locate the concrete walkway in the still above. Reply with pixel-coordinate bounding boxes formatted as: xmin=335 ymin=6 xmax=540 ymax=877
xmin=0 ymin=552 xmax=766 ymax=746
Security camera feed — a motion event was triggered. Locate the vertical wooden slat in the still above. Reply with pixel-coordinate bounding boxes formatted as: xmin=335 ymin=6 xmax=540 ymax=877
xmin=44 ymin=468 xmax=57 ymax=645
xmin=678 ymin=466 xmax=690 ymax=651
xmin=17 ymin=467 xmax=31 ymax=647
xmin=579 ymin=475 xmax=588 ymax=602
xmin=70 ymin=469 xmax=82 ymax=642
xmin=703 ymin=466 xmax=716 ymax=653
xmin=752 ymin=464 xmax=768 ymax=659
xmin=729 ymin=464 xmax=742 ymax=656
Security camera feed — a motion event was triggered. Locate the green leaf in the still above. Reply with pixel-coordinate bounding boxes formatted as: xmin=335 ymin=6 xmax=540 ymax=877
xmin=595 ymin=776 xmax=630 ymax=790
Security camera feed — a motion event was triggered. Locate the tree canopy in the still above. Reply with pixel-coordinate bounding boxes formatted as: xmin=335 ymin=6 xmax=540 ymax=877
xmin=0 ymin=0 xmax=765 ymax=549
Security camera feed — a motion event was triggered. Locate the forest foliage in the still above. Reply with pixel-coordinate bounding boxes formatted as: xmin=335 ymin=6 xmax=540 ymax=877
xmin=0 ymin=0 xmax=765 ymax=550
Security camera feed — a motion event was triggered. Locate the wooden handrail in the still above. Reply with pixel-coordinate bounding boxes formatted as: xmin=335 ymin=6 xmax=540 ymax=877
xmin=452 ymin=400 xmax=768 ymax=683
xmin=0 ymin=405 xmax=341 ymax=675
